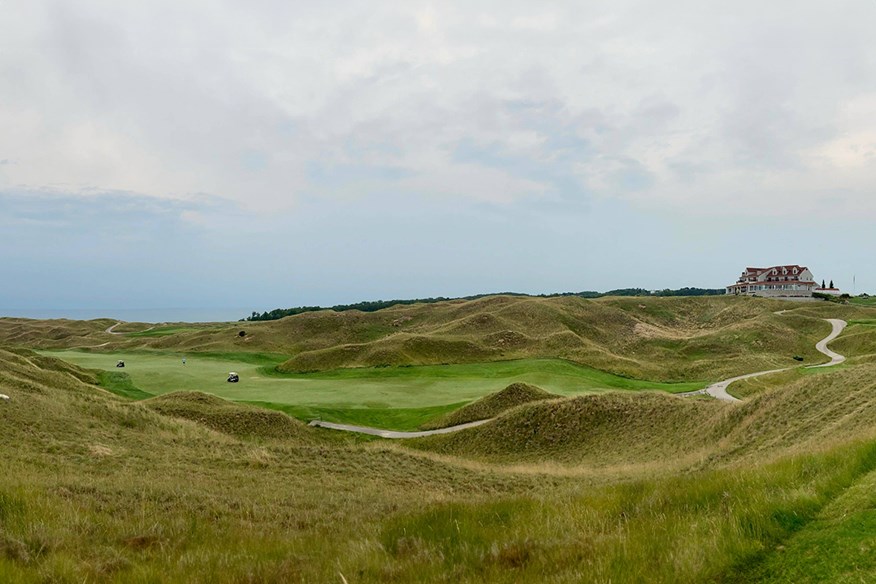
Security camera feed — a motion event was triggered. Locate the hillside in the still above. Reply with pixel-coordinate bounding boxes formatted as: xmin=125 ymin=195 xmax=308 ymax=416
xmin=7 ymin=296 xmax=873 ymax=384
xmin=143 ymin=391 xmax=317 ymax=441
xmin=7 ymin=331 xmax=876 ymax=580
xmin=273 ymin=295 xmax=822 ymax=381
xmin=411 ymin=361 xmax=876 ymax=468
xmin=420 ymin=382 xmax=559 ymax=430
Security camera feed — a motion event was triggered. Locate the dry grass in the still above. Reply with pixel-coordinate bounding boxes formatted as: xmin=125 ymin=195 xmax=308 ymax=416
xmin=143 ymin=392 xmax=319 ymax=442
xmin=410 ymin=361 xmax=876 ymax=472
xmin=420 ymin=383 xmax=559 ymax=430
xmin=5 ymin=295 xmax=867 ymax=383
xmin=3 ymin=296 xmax=876 ymax=582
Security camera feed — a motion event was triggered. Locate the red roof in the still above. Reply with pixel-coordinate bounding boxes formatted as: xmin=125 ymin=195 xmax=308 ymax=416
xmin=743 ymin=265 xmax=809 ymax=274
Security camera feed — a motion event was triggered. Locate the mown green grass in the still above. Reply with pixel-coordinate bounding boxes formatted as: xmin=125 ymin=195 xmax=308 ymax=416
xmin=850 ymin=296 xmax=876 ymax=307
xmin=42 ymin=351 xmax=706 ymax=429
xmin=95 ymin=371 xmax=153 ymax=400
xmin=248 ymin=401 xmax=467 ymax=432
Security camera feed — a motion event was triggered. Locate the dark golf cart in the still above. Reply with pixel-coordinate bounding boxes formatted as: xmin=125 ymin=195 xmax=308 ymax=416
xmin=227 ymin=372 xmax=239 ymax=383
xmin=116 ymin=360 xmax=125 ymax=368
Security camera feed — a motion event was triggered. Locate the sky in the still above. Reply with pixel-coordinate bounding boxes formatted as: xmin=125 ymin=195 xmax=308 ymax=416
xmin=2 ymin=0 xmax=875 ymax=315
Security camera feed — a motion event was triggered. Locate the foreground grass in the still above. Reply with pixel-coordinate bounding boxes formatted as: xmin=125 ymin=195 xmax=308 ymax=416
xmin=3 ymin=426 xmax=876 ymax=582
xmin=366 ymin=441 xmax=876 ymax=583
xmin=747 ymin=462 xmax=876 ymax=583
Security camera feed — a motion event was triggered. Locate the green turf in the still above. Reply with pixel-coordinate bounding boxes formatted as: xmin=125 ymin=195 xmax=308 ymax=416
xmin=95 ymin=370 xmax=153 ymax=400
xmin=249 ymin=401 xmax=468 ymax=431
xmin=42 ymin=351 xmax=706 ymax=429
xmin=850 ymin=296 xmax=876 ymax=307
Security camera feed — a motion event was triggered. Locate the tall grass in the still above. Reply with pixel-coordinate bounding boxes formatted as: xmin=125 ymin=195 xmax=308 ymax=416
xmin=363 ymin=441 xmax=876 ymax=583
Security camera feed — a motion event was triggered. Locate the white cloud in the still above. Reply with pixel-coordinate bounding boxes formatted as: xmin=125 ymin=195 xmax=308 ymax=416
xmin=2 ymin=0 xmax=876 ymax=217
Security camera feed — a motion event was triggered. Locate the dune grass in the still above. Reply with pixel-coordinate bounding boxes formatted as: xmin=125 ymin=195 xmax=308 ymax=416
xmin=124 ymin=326 xmax=201 ymax=337
xmin=420 ymin=382 xmax=559 ymax=430
xmin=747 ymin=463 xmax=876 ymax=583
xmin=4 ymin=299 xmax=876 ymax=581
xmin=5 ymin=295 xmax=859 ymax=385
xmin=369 ymin=441 xmax=876 ymax=583
xmin=4 ymin=348 xmax=876 ymax=584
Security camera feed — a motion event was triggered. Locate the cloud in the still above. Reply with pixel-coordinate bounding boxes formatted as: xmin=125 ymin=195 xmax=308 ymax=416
xmin=1 ymin=0 xmax=876 ymax=220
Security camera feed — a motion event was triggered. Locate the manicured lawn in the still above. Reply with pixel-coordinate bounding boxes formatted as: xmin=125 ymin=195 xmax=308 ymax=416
xmin=44 ymin=351 xmax=706 ymax=429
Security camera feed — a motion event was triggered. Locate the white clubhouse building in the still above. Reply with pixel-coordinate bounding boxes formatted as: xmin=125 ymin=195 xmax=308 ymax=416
xmin=726 ymin=265 xmax=820 ymax=298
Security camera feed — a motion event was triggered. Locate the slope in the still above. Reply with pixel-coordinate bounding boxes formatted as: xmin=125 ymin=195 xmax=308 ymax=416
xmin=6 ymin=295 xmax=868 ymax=384
xmin=411 ymin=361 xmax=876 ymax=469
xmin=420 ymin=382 xmax=559 ymax=430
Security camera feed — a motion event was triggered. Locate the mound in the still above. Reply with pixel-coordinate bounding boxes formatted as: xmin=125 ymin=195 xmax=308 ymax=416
xmin=0 ymin=318 xmax=114 ymax=349
xmin=413 ymin=392 xmax=723 ymax=465
xmin=144 ymin=391 xmax=315 ymax=441
xmin=421 ymin=383 xmax=559 ymax=430
xmin=5 ymin=296 xmax=863 ymax=385
xmin=413 ymin=361 xmax=876 ymax=469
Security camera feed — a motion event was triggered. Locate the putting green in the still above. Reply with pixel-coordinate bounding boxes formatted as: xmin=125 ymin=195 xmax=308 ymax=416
xmin=44 ymin=350 xmax=706 ymax=428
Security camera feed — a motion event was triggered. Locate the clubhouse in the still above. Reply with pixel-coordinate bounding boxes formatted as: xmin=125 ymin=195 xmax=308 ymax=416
xmin=726 ymin=265 xmax=819 ymax=298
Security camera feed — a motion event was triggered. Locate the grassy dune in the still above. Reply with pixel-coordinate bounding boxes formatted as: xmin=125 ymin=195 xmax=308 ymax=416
xmin=143 ymin=392 xmax=318 ymax=441
xmin=4 ymin=295 xmax=862 ymax=383
xmin=420 ymin=382 xmax=559 ymax=430
xmin=6 ymin=348 xmax=876 ymax=581
xmin=4 ymin=296 xmax=876 ymax=581
xmin=412 ymin=362 xmax=876 ymax=468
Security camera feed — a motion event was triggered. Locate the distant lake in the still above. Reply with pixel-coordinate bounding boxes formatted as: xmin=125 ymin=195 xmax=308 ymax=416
xmin=0 ymin=307 xmax=251 ymax=323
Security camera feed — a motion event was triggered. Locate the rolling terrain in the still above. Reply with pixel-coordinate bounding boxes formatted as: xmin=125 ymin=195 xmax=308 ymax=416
xmin=4 ymin=295 xmax=876 ymax=581
xmin=6 ymin=295 xmax=871 ymax=381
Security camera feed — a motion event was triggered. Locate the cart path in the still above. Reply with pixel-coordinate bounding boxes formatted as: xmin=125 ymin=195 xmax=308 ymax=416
xmin=105 ymin=322 xmax=154 ymax=335
xmin=308 ymin=419 xmax=492 ymax=439
xmin=810 ymin=319 xmax=848 ymax=368
xmin=683 ymin=318 xmax=848 ymax=402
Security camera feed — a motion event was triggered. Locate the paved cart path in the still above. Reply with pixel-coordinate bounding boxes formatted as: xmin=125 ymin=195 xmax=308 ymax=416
xmin=683 ymin=318 xmax=847 ymax=402
xmin=308 ymin=418 xmax=491 ymax=438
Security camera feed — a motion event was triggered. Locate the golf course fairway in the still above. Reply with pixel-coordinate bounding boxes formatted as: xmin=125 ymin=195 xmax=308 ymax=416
xmin=44 ymin=350 xmax=706 ymax=429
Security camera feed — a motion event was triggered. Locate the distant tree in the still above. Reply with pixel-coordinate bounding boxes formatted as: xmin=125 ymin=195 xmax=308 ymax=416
xmin=830 ymin=280 xmax=834 ymax=289
xmin=822 ymin=279 xmax=826 ymax=289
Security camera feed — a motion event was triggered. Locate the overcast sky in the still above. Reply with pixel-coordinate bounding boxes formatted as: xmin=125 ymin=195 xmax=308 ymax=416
xmin=2 ymin=1 xmax=875 ymax=315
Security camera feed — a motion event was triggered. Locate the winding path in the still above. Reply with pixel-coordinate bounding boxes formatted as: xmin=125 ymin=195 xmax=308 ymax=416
xmin=307 ymin=418 xmax=491 ymax=438
xmin=689 ymin=318 xmax=847 ymax=402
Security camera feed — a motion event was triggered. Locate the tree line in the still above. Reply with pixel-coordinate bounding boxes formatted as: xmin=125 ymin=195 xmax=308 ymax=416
xmin=243 ymin=287 xmax=724 ymax=321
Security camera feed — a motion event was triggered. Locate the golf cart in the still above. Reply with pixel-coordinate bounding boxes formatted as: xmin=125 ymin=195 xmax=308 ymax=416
xmin=116 ymin=360 xmax=125 ymax=368
xmin=227 ymin=372 xmax=239 ymax=383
